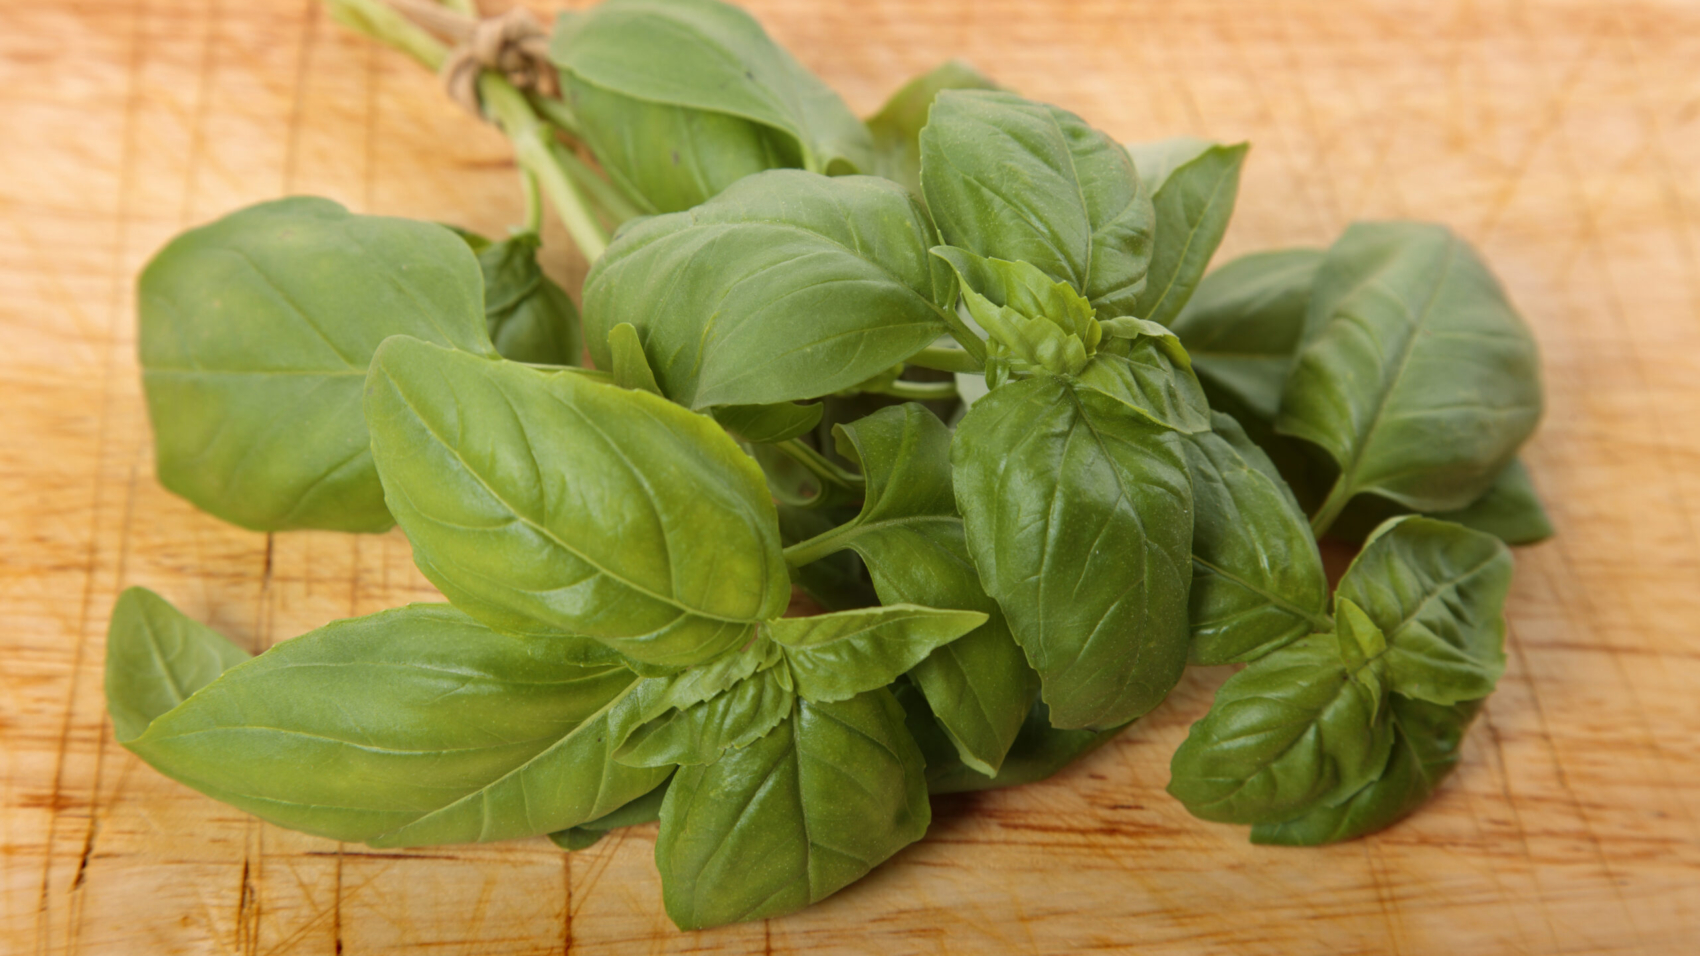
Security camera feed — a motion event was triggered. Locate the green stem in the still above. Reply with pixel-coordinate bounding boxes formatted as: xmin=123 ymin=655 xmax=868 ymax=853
xmin=863 ymin=379 xmax=958 ymax=401
xmin=519 ymin=169 xmax=543 ymax=234
xmin=782 ymin=522 xmax=859 ymax=567
xmin=1309 ymin=475 xmax=1353 ymax=539
xmin=323 ymin=0 xmax=447 ymax=70
xmin=479 ymin=74 xmax=610 ymax=261
xmin=936 ymin=307 xmax=988 ymax=364
xmin=528 ymin=91 xmax=583 ymax=138
xmin=774 ymin=439 xmax=864 ymax=493
xmin=547 ymin=139 xmax=646 ymax=227
xmin=905 ymin=345 xmax=982 ymax=374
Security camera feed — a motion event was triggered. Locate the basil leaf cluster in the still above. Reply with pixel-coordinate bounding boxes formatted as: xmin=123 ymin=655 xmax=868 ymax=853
xmin=109 ymin=0 xmax=1551 ymax=930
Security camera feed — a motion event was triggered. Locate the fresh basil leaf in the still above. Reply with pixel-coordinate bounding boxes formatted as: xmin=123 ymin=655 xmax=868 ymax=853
xmin=364 ymin=337 xmax=788 ymax=669
xmin=768 ymin=605 xmax=987 ymax=703
xmin=583 ymin=170 xmax=957 ymax=408
xmin=1167 ymin=631 xmax=1394 ymax=825
xmin=617 ymin=664 xmax=795 ymax=767
xmin=1251 ymin=696 xmax=1482 ymax=846
xmin=1337 ymin=516 xmax=1511 ymax=705
xmin=606 ymin=321 xmax=663 ymax=395
xmin=550 ymin=0 xmax=875 ymax=208
xmin=1278 ymin=222 xmax=1544 ymax=520
xmin=656 ymin=689 xmax=929 ymax=929
xmin=1182 ymin=413 xmax=1331 ymax=664
xmin=931 ymin=245 xmax=1097 ymax=375
xmin=105 ymin=587 xmax=251 ymax=743
xmin=1076 ymin=321 xmax=1212 ymax=433
xmin=809 ymin=402 xmax=960 ymax=546
xmin=473 ymin=232 xmax=583 ymax=366
xmin=1172 ymin=248 xmax=1325 ymax=422
xmin=1328 ymin=457 xmax=1554 ymax=546
xmin=123 ymin=602 xmax=669 ymax=845
xmin=866 ymin=59 xmax=999 ymax=197
xmin=897 ymin=685 xmax=1120 ymax=793
xmin=138 ymin=196 xmax=493 ymax=532
xmin=713 ymin=401 xmax=824 ymax=443
xmin=953 ymin=375 xmax=1194 ymax=730
xmin=1125 ymin=139 xmax=1248 ymax=327
xmin=920 ymin=90 xmax=1155 ymax=317
xmin=548 ymin=775 xmax=674 ymax=851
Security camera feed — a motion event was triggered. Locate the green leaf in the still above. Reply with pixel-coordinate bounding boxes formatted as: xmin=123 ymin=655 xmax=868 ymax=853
xmin=1125 ymin=139 xmax=1249 ymax=327
xmin=606 ymin=322 xmax=663 ymax=395
xmin=656 ymin=689 xmax=929 ymax=929
xmin=768 ymin=604 xmax=986 ymax=702
xmin=712 ymin=401 xmax=824 ymax=444
xmin=1182 ymin=413 xmax=1331 ymax=665
xmin=616 ymin=665 xmax=795 ymax=767
xmin=866 ymin=59 xmax=999 ymax=197
xmin=583 ymin=170 xmax=956 ymax=409
xmin=123 ymin=602 xmax=669 ymax=845
xmin=952 ymin=375 xmax=1194 ymax=729
xmin=1337 ymin=516 xmax=1511 ymax=706
xmin=364 ymin=337 xmax=788 ymax=670
xmin=138 ymin=196 xmax=493 ymax=532
xmin=1251 ymin=696 xmax=1482 ymax=845
xmin=920 ymin=90 xmax=1155 ymax=317
xmin=898 ymin=686 xmax=1122 ymax=794
xmin=930 ymin=245 xmax=1096 ymax=375
xmin=1328 ymin=458 xmax=1555 ymax=546
xmin=1167 ymin=631 xmax=1394 ymax=825
xmin=548 ymin=775 xmax=674 ymax=850
xmin=104 ymin=587 xmax=251 ymax=743
xmin=1170 ymin=248 xmax=1325 ymax=423
xmin=1075 ymin=321 xmax=1212 ymax=433
xmin=550 ymin=0 xmax=874 ymax=213
xmin=473 ymin=232 xmax=583 ymax=366
xmin=1278 ymin=222 xmax=1544 ymax=519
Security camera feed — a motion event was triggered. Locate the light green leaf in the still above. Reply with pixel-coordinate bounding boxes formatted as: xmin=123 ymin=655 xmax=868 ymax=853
xmin=548 ymin=775 xmax=673 ymax=851
xmin=549 ymin=0 xmax=874 ymax=213
xmin=931 ymin=245 xmax=1096 ymax=375
xmin=616 ymin=665 xmax=794 ymax=767
xmin=769 ymin=605 xmax=985 ymax=703
xmin=952 ymin=375 xmax=1194 ymax=729
xmin=1167 ymin=631 xmax=1394 ymax=825
xmin=1337 ymin=516 xmax=1511 ymax=706
xmin=607 ymin=322 xmax=662 ymax=396
xmin=1251 ymin=696 xmax=1482 ymax=845
xmin=866 ymin=59 xmax=999 ymax=197
xmin=1126 ymin=139 xmax=1249 ymax=326
xmin=1182 ymin=413 xmax=1330 ymax=665
xmin=138 ymin=197 xmax=494 ymax=532
xmin=123 ymin=602 xmax=669 ymax=845
xmin=920 ymin=90 xmax=1155 ymax=317
xmin=656 ymin=689 xmax=929 ymax=929
xmin=1170 ymin=248 xmax=1325 ymax=423
xmin=1075 ymin=322 xmax=1212 ymax=433
xmin=105 ymin=587 xmax=251 ymax=743
xmin=712 ymin=401 xmax=824 ymax=444
xmin=1279 ymin=222 xmax=1544 ymax=520
xmin=364 ymin=337 xmax=788 ymax=670
xmin=583 ymin=170 xmax=957 ymax=409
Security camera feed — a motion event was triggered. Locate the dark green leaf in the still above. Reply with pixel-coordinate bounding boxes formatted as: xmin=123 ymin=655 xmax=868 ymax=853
xmin=1170 ymin=248 xmax=1324 ymax=423
xmin=1167 ymin=631 xmax=1393 ymax=825
xmin=897 ymin=685 xmax=1120 ymax=793
xmin=1251 ymin=696 xmax=1482 ymax=845
xmin=1328 ymin=458 xmax=1554 ymax=546
xmin=1126 ymin=139 xmax=1248 ymax=327
xmin=548 ymin=774 xmax=674 ymax=850
xmin=866 ymin=60 xmax=999 ymax=197
xmin=138 ymin=197 xmax=493 ymax=532
xmin=656 ymin=689 xmax=929 ymax=929
xmin=473 ymin=233 xmax=583 ymax=366
xmin=364 ymin=337 xmax=788 ymax=670
xmin=920 ymin=90 xmax=1155 ymax=316
xmin=1278 ymin=222 xmax=1544 ymax=517
xmin=1183 ymin=413 xmax=1331 ymax=664
xmin=1076 ymin=320 xmax=1212 ymax=433
xmin=105 ymin=587 xmax=251 ymax=743
xmin=1337 ymin=516 xmax=1511 ymax=706
xmin=952 ymin=375 xmax=1193 ymax=730
xmin=778 ymin=502 xmax=879 ymax=610
xmin=583 ymin=170 xmax=956 ymax=408
xmin=550 ymin=0 xmax=874 ymax=212
xmin=124 ymin=602 xmax=669 ymax=845
xmin=712 ymin=401 xmax=824 ymax=444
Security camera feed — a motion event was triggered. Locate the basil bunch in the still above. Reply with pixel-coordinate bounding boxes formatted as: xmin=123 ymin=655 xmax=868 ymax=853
xmin=109 ymin=0 xmax=1549 ymax=931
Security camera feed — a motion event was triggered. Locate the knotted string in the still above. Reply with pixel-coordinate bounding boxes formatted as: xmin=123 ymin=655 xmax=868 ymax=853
xmin=389 ymin=0 xmax=559 ymax=116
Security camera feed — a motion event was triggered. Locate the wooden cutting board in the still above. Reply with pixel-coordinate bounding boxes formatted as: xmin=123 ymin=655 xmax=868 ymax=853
xmin=5 ymin=0 xmax=1698 ymax=952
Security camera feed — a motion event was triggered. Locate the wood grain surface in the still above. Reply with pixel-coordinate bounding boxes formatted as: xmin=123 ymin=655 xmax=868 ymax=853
xmin=4 ymin=0 xmax=1699 ymax=952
